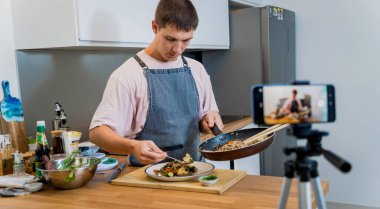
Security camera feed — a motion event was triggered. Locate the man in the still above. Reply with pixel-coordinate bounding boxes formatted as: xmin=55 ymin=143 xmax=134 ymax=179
xmin=89 ymin=0 xmax=223 ymax=166
xmin=280 ymin=89 xmax=304 ymax=115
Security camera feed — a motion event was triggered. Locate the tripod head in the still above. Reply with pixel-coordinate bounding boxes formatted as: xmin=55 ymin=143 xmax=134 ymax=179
xmin=284 ymin=123 xmax=351 ymax=173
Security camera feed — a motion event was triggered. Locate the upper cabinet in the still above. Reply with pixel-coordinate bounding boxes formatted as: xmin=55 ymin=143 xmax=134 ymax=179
xmin=229 ymin=0 xmax=264 ymax=7
xmin=11 ymin=0 xmax=229 ymax=50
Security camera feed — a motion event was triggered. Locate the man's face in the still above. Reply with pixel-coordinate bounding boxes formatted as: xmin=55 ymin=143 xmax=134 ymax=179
xmin=152 ymin=21 xmax=193 ymax=62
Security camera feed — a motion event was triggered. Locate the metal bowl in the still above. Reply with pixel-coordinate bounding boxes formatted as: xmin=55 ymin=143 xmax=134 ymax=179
xmin=40 ymin=157 xmax=101 ymax=190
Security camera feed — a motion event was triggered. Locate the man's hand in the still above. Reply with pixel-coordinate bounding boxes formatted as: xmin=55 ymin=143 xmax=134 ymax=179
xmin=131 ymin=140 xmax=167 ymax=165
xmin=200 ymin=111 xmax=224 ymax=134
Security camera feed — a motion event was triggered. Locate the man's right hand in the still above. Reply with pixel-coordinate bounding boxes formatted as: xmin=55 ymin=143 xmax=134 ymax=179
xmin=131 ymin=140 xmax=167 ymax=165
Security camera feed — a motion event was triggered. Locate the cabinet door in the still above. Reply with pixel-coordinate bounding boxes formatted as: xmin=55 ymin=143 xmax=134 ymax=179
xmin=230 ymin=0 xmax=264 ymax=7
xmin=76 ymin=0 xmax=157 ymax=45
xmin=190 ymin=0 xmax=229 ymax=49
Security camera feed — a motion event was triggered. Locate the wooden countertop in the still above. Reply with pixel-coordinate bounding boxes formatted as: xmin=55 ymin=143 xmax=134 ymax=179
xmin=2 ymin=118 xmax=329 ymax=208
xmin=2 ymin=159 xmax=329 ymax=209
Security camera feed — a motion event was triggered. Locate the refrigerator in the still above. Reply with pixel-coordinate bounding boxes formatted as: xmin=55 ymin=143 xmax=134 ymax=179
xmin=202 ymin=6 xmax=297 ymax=176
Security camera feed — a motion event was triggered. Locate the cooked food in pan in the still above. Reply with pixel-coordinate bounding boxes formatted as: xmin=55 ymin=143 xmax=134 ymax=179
xmin=214 ymin=135 xmax=267 ymax=151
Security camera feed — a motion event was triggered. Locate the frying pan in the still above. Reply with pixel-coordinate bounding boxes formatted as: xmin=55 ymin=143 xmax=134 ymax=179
xmin=198 ymin=127 xmax=275 ymax=161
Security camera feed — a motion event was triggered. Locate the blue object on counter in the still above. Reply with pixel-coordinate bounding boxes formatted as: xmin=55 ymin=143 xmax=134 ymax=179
xmin=97 ymin=157 xmax=118 ymax=171
xmin=1 ymin=80 xmax=24 ymax=122
xmin=79 ymin=146 xmax=100 ymax=156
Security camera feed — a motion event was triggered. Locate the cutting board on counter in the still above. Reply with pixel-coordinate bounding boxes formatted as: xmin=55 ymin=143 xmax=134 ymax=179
xmin=0 ymin=81 xmax=28 ymax=153
xmin=111 ymin=167 xmax=247 ymax=194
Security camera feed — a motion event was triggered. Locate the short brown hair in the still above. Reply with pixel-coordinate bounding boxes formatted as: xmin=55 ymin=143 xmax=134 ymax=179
xmin=155 ymin=0 xmax=199 ymax=31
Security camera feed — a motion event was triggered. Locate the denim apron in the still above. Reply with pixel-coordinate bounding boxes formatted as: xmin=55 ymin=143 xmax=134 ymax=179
xmin=129 ymin=55 xmax=201 ymax=166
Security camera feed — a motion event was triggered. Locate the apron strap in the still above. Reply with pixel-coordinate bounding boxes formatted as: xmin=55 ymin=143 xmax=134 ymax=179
xmin=134 ymin=55 xmax=149 ymax=71
xmin=181 ymin=56 xmax=189 ymax=67
xmin=135 ymin=55 xmax=189 ymax=69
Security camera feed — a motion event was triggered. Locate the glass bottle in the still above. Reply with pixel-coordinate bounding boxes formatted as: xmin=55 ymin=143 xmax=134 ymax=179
xmin=51 ymin=130 xmax=64 ymax=154
xmin=34 ymin=121 xmax=50 ymax=179
xmin=13 ymin=151 xmax=25 ymax=175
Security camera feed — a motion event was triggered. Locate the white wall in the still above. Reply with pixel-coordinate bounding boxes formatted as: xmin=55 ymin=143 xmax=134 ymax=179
xmin=265 ymin=0 xmax=380 ymax=207
xmin=0 ymin=0 xmax=20 ymax=97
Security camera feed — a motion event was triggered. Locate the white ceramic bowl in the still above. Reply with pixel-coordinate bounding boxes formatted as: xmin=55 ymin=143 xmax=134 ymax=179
xmin=78 ymin=142 xmax=99 ymax=156
xmin=198 ymin=175 xmax=218 ymax=186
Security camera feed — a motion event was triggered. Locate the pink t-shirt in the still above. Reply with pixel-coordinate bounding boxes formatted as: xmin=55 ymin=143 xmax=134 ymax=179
xmin=90 ymin=50 xmax=219 ymax=138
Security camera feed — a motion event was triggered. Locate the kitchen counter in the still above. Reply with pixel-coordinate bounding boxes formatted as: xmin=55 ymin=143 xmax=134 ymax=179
xmin=1 ymin=159 xmax=329 ymax=209
xmin=2 ymin=117 xmax=328 ymax=208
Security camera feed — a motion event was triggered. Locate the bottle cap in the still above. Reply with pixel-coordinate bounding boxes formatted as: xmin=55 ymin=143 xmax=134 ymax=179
xmin=36 ymin=121 xmax=46 ymax=132
xmin=37 ymin=121 xmax=46 ymax=127
xmin=36 ymin=126 xmax=46 ymax=132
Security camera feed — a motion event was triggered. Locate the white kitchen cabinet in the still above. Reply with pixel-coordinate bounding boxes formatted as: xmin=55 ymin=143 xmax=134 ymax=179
xmin=229 ymin=0 xmax=264 ymax=7
xmin=11 ymin=0 xmax=229 ymax=50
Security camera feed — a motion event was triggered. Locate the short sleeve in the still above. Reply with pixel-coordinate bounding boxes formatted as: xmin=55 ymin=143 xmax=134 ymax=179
xmin=89 ymin=75 xmax=133 ymax=136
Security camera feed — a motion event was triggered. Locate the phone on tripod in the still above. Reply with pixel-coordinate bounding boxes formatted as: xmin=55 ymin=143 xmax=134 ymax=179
xmin=252 ymin=84 xmax=335 ymax=125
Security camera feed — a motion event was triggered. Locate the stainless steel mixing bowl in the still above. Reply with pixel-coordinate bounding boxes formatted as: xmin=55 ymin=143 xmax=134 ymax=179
xmin=40 ymin=157 xmax=101 ymax=190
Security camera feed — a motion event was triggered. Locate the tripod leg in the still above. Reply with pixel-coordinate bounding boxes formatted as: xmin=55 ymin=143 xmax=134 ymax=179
xmin=311 ymin=177 xmax=327 ymax=209
xmin=298 ymin=181 xmax=312 ymax=209
xmin=278 ymin=177 xmax=292 ymax=209
xmin=278 ymin=160 xmax=295 ymax=209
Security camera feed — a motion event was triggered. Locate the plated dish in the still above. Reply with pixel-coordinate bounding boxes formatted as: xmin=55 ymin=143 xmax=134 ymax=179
xmin=145 ymin=161 xmax=214 ymax=182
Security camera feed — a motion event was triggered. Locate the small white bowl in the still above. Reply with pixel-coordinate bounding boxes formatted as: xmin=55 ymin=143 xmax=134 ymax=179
xmin=78 ymin=142 xmax=99 ymax=156
xmin=24 ymin=182 xmax=43 ymax=192
xmin=198 ymin=175 xmax=218 ymax=186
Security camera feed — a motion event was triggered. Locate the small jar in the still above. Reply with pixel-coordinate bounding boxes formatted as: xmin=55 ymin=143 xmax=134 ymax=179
xmin=51 ymin=130 xmax=64 ymax=154
xmin=13 ymin=151 xmax=25 ymax=175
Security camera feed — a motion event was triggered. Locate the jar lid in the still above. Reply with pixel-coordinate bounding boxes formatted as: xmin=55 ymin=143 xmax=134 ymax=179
xmin=51 ymin=130 xmax=64 ymax=136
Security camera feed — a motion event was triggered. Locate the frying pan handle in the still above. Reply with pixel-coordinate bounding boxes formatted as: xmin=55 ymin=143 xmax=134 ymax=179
xmin=211 ymin=126 xmax=223 ymax=136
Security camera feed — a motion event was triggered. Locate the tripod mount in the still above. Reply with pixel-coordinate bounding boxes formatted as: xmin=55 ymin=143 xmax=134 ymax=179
xmin=278 ymin=124 xmax=351 ymax=209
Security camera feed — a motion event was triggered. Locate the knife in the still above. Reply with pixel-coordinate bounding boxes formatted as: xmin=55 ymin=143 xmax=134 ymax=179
xmin=107 ymin=161 xmax=126 ymax=183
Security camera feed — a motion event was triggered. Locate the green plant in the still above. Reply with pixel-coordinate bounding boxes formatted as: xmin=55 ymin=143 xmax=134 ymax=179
xmin=28 ymin=136 xmax=36 ymax=144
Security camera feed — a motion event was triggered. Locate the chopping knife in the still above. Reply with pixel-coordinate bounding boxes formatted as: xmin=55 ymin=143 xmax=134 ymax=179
xmin=107 ymin=161 xmax=126 ymax=183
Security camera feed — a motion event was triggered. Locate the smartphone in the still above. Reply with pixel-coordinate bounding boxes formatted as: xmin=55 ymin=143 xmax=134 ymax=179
xmin=252 ymin=84 xmax=335 ymax=125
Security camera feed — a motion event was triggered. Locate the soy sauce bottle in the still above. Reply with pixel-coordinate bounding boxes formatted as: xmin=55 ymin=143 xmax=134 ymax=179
xmin=34 ymin=121 xmax=50 ymax=179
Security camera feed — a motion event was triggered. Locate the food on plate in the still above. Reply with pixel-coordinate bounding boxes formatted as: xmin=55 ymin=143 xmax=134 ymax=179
xmin=182 ymin=153 xmax=194 ymax=163
xmin=153 ymin=154 xmax=197 ymax=177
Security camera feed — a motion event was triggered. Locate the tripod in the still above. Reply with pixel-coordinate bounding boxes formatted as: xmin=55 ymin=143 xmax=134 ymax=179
xmin=278 ymin=124 xmax=351 ymax=209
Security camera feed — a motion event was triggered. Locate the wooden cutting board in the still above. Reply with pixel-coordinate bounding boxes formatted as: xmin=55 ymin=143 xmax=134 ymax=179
xmin=111 ymin=167 xmax=247 ymax=194
xmin=0 ymin=81 xmax=28 ymax=153
xmin=0 ymin=114 xmax=28 ymax=153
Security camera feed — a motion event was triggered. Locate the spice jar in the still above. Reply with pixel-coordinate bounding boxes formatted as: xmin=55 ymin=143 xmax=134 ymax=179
xmin=13 ymin=151 xmax=25 ymax=175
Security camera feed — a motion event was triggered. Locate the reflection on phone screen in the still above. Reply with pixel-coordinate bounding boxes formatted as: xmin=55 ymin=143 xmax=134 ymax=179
xmin=263 ymin=85 xmax=329 ymax=125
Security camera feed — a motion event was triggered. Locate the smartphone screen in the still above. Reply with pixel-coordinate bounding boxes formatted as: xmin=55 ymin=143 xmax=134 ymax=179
xmin=253 ymin=84 xmax=335 ymax=125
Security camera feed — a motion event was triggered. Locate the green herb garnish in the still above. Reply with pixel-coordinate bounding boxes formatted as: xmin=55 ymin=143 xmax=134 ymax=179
xmin=202 ymin=175 xmax=217 ymax=181
xmin=57 ymin=151 xmax=80 ymax=170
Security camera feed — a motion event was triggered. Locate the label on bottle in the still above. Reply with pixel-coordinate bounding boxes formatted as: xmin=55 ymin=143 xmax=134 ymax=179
xmin=35 ymin=161 xmax=42 ymax=178
xmin=36 ymin=132 xmax=48 ymax=145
